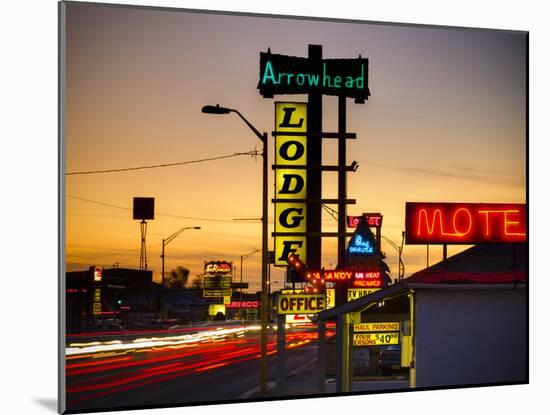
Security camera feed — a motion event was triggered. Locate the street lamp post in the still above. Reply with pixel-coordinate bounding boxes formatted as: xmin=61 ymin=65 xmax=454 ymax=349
xmin=161 ymin=226 xmax=201 ymax=287
xmin=202 ymin=104 xmax=269 ymax=393
xmin=382 ymin=232 xmax=406 ymax=281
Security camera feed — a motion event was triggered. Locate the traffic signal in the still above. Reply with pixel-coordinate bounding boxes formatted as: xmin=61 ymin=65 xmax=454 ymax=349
xmin=114 ymin=297 xmax=123 ymax=311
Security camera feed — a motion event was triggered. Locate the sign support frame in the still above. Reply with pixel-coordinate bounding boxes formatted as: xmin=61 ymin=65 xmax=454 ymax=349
xmin=307 ymin=44 xmax=323 ymax=271
xmin=276 ymin=313 xmax=286 ymax=394
xmin=317 ymin=322 xmax=327 ymax=393
xmin=336 ymin=313 xmax=352 ymax=393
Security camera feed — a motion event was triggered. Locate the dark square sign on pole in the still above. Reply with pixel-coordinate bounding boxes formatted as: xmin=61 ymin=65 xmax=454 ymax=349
xmin=133 ymin=197 xmax=155 ymax=220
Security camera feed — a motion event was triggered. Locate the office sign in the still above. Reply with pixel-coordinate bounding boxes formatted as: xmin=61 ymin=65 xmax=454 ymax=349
xmin=405 ymin=202 xmax=526 ymax=244
xmin=277 ymin=294 xmax=325 ymax=314
xmin=353 ymin=332 xmax=399 ymax=346
xmin=258 ymin=51 xmax=370 ymax=100
xmin=354 ymin=322 xmax=400 ymax=332
xmin=273 ymin=102 xmax=308 ymax=265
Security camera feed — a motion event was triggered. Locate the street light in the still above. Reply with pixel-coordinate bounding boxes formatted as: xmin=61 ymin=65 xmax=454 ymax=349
xmin=202 ymin=104 xmax=269 ymax=393
xmin=161 ymin=226 xmax=201 ymax=287
xmin=382 ymin=232 xmax=405 ymax=281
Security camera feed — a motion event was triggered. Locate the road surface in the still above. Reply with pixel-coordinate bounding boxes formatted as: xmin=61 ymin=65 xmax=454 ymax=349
xmin=65 ymin=324 xmax=326 ymax=412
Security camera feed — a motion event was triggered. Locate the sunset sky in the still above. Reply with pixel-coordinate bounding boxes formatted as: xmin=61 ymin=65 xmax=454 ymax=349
xmin=64 ymin=2 xmax=526 ymax=291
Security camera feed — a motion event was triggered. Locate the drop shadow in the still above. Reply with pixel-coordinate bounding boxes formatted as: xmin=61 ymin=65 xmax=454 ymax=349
xmin=34 ymin=398 xmax=57 ymax=413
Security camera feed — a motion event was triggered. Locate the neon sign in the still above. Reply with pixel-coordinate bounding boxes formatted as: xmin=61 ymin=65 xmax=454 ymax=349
xmin=93 ymin=265 xmax=102 ymax=282
xmin=204 ymin=261 xmax=233 ymax=275
xmin=348 ymin=234 xmax=374 ymax=254
xmin=405 ymin=202 xmax=526 ymax=244
xmin=258 ymin=52 xmax=370 ymax=100
xmin=347 ymin=213 xmax=383 ymax=228
xmin=226 ymin=301 xmax=260 ymax=309
xmin=262 ymin=61 xmax=365 ymax=91
xmin=273 ymin=102 xmax=308 ymax=265
xmin=306 ymin=270 xmax=382 ymax=287
xmin=323 ymin=271 xmax=354 ymax=281
xmin=352 ymin=271 xmax=382 ymax=288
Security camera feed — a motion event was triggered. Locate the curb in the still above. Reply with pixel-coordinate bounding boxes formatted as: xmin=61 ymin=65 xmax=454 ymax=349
xmin=237 ymin=381 xmax=276 ymax=399
xmin=237 ymin=357 xmax=319 ymax=399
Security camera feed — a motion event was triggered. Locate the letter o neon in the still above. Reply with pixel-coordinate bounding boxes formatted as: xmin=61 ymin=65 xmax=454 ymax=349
xmin=453 ymin=208 xmax=473 ymax=236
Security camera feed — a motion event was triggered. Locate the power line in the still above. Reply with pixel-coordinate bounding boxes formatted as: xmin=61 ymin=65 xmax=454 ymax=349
xmin=66 ymin=151 xmax=260 ymax=176
xmin=66 ymin=194 xmax=249 ymax=223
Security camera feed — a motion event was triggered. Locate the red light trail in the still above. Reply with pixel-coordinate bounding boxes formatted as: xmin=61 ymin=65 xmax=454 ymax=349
xmin=65 ymin=326 xmax=330 ymax=407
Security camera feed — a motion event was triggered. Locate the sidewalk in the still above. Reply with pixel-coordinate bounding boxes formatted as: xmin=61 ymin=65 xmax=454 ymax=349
xmin=244 ymin=359 xmax=410 ymax=399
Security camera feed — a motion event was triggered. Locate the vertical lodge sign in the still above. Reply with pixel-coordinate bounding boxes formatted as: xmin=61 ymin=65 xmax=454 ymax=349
xmin=273 ymin=102 xmax=308 ymax=265
xmin=259 ymin=44 xmax=369 ymax=288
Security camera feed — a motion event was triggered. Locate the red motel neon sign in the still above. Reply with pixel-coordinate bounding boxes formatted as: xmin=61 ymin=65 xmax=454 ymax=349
xmin=405 ymin=202 xmax=526 ymax=244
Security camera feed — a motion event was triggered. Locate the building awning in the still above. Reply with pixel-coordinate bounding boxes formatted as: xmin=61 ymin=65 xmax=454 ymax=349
xmin=406 ymin=243 xmax=527 ymax=284
xmin=317 ymin=243 xmax=527 ymax=321
xmin=317 ymin=283 xmax=407 ymax=322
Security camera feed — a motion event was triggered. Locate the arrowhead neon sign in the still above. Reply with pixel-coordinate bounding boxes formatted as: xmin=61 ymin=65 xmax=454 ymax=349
xmin=258 ymin=51 xmax=370 ymax=100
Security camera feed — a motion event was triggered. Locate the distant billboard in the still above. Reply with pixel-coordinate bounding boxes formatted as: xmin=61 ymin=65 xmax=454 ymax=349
xmin=133 ymin=197 xmax=155 ymax=220
xmin=203 ymin=276 xmax=232 ymax=297
xmin=405 ymin=202 xmax=526 ymax=244
xmin=204 ymin=261 xmax=233 ymax=275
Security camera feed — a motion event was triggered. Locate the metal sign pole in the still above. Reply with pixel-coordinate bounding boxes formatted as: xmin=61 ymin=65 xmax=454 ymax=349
xmin=336 ymin=95 xmax=348 ymax=307
xmin=260 ymin=133 xmax=269 ymax=393
xmin=336 ymin=313 xmax=351 ymax=393
xmin=307 ymin=44 xmax=323 ymax=271
xmin=317 ymin=322 xmax=326 ymax=393
xmin=276 ymin=312 xmax=286 ymax=394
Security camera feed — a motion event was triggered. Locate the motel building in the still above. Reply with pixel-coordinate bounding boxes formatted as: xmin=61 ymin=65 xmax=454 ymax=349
xmin=317 ymin=243 xmax=527 ymax=392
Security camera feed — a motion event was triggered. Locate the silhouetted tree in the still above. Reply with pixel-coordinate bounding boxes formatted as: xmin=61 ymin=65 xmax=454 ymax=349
xmin=189 ymin=275 xmax=203 ymax=289
xmin=165 ymin=266 xmax=190 ymax=288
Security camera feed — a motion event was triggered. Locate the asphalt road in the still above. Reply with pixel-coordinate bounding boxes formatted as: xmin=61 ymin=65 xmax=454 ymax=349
xmin=65 ymin=326 xmax=322 ymax=412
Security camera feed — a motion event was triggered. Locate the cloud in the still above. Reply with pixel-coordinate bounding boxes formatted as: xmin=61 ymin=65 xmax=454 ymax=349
xmin=367 ymin=161 xmax=525 ymax=188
